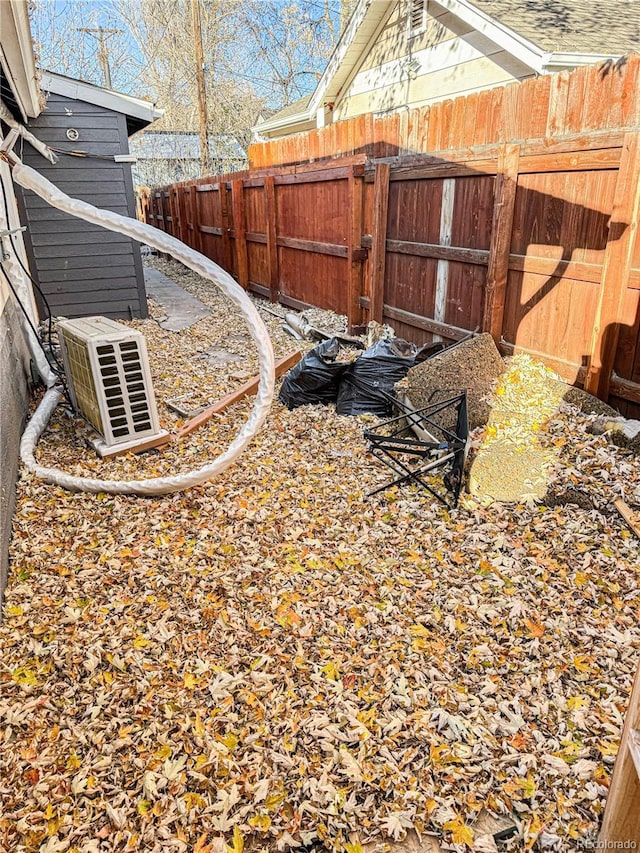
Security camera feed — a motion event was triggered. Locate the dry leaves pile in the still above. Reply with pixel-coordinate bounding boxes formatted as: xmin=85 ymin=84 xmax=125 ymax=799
xmin=1 ymin=258 xmax=640 ymax=853
xmin=468 ymin=356 xmax=572 ymax=503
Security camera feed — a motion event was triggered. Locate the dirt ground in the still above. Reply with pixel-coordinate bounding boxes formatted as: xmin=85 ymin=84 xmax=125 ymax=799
xmin=1 ymin=257 xmax=639 ymax=853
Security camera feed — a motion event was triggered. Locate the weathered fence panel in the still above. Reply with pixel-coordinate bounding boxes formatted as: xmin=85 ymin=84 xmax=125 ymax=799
xmin=248 ymin=58 xmax=640 ymax=169
xmin=138 ymin=60 xmax=640 ymax=416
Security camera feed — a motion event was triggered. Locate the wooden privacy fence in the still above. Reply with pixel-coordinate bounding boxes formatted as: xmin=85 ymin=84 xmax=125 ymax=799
xmin=248 ymin=56 xmax=640 ymax=169
xmin=140 ymin=159 xmax=368 ymax=323
xmin=141 ymin=126 xmax=640 ymax=417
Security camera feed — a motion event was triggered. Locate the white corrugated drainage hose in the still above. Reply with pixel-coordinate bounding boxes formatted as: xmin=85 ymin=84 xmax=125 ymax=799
xmin=12 ymin=160 xmax=275 ymax=495
xmin=0 ymin=101 xmax=58 ymax=164
xmin=0 ymin=152 xmax=56 ymax=387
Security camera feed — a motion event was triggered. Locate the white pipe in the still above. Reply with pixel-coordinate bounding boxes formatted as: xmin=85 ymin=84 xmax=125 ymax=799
xmin=0 ymin=154 xmax=56 ymax=387
xmin=12 ymin=161 xmax=275 ymax=495
xmin=0 ymin=101 xmax=58 ymax=164
xmin=1 ymin=244 xmax=56 ymax=387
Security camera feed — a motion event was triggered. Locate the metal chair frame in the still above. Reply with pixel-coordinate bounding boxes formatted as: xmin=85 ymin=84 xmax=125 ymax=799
xmin=364 ymin=391 xmax=469 ymax=507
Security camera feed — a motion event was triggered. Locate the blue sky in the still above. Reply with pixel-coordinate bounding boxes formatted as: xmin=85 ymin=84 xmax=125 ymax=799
xmin=30 ymin=0 xmax=344 ymax=107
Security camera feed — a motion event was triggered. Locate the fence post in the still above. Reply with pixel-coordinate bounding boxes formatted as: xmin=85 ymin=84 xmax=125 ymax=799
xmin=231 ymin=178 xmax=249 ymax=289
xmin=168 ymin=189 xmax=178 ymax=240
xmin=369 ymin=162 xmax=390 ymax=325
xmin=347 ymin=166 xmax=365 ymax=331
xmin=598 ymin=657 xmax=640 ymax=844
xmin=156 ymin=189 xmax=167 ymax=234
xmin=136 ymin=187 xmax=149 ymax=224
xmin=482 ymin=143 xmax=520 ymax=341
xmin=181 ymin=186 xmax=191 ymax=246
xmin=265 ymin=175 xmax=279 ymax=303
xmin=162 ymin=190 xmax=172 ymax=257
xmin=172 ymin=188 xmax=181 ymax=241
xmin=584 ymin=131 xmax=640 ymax=400
xmin=164 ymin=184 xmax=177 ymax=237
xmin=189 ymin=184 xmax=204 ymax=254
xmin=219 ymin=183 xmax=233 ymax=273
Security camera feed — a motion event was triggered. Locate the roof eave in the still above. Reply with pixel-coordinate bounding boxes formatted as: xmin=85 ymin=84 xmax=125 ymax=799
xmin=301 ymin=0 xmax=549 ymax=125
xmin=253 ymin=0 xmax=393 ymax=137
xmin=39 ymin=71 xmax=163 ymax=133
xmin=434 ymin=0 xmax=546 ymax=72
xmin=253 ymin=110 xmax=315 ymax=135
xmin=542 ymin=51 xmax=624 ymax=71
xmin=308 ymin=0 xmax=394 ymax=114
xmin=0 ymin=0 xmax=41 ymax=121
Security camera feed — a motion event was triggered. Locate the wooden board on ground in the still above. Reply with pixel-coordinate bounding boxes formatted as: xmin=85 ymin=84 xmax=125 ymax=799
xmin=473 ymin=808 xmax=517 ymax=840
xmin=92 ymin=430 xmax=171 ymax=458
xmin=176 ymin=350 xmax=301 ymax=439
xmin=599 ymin=657 xmax=640 ymax=843
xmin=614 ymin=498 xmax=640 ymax=538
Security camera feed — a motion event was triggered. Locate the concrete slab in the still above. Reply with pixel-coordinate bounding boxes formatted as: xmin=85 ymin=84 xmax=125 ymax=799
xmin=144 ymin=267 xmax=211 ymax=331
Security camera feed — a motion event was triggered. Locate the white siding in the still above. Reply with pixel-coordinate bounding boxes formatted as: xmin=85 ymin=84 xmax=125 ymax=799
xmin=334 ymin=0 xmax=535 ymax=121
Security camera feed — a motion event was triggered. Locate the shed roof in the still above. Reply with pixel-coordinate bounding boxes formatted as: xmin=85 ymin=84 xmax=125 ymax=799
xmin=0 ymin=0 xmax=42 ymax=121
xmin=39 ymin=71 xmax=163 ymax=135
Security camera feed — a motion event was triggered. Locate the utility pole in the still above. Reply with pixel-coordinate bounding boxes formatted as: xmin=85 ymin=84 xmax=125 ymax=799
xmin=191 ymin=0 xmax=211 ymax=176
xmin=76 ymin=27 xmax=121 ymax=89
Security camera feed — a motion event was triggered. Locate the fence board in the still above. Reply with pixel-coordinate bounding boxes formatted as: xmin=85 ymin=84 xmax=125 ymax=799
xmin=565 ymin=65 xmax=589 ymax=135
xmin=347 ymin=168 xmax=365 ymax=329
xmin=585 ymin=133 xmax=640 ymax=398
xmin=369 ymin=163 xmax=390 ymax=323
xmin=231 ymin=179 xmax=248 ymax=288
xmin=265 ymin=176 xmax=278 ymax=302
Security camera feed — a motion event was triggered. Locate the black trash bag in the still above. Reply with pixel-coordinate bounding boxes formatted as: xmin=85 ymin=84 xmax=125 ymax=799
xmin=279 ymin=337 xmax=349 ymax=409
xmin=336 ymin=338 xmax=417 ymax=417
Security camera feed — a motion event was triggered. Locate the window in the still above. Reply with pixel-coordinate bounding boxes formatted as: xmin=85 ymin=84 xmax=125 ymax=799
xmin=408 ymin=0 xmax=426 ymax=37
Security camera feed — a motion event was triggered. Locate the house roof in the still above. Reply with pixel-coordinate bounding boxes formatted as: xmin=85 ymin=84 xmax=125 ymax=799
xmin=270 ymin=94 xmax=313 ymax=122
xmin=0 ymin=0 xmax=41 ymax=121
xmin=254 ymin=0 xmax=640 ymax=137
xmin=253 ymin=94 xmax=315 ymax=137
xmin=39 ymin=71 xmax=163 ymax=135
xmin=255 ymin=0 xmax=393 ymax=135
xmin=469 ymin=0 xmax=640 ymax=55
xmin=129 ymin=130 xmax=245 ymax=160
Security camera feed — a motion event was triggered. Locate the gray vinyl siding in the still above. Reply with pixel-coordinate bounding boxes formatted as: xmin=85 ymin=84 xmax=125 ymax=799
xmin=18 ymin=93 xmax=147 ymax=320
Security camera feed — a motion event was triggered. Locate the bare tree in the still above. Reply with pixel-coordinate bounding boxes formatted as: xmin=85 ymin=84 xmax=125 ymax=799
xmin=116 ymin=1 xmax=264 ymax=153
xmin=29 ymin=0 xmax=350 ymax=178
xmin=238 ymin=1 xmax=342 ymax=107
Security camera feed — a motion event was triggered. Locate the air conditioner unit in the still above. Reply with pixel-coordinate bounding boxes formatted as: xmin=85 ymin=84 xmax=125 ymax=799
xmin=57 ymin=316 xmax=168 ymax=457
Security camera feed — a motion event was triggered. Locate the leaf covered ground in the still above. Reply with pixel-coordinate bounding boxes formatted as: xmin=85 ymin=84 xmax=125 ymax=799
xmin=1 ymin=258 xmax=639 ymax=853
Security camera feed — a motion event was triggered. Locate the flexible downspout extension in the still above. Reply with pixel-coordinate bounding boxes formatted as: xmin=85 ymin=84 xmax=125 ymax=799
xmin=0 ymin=101 xmax=58 ymax=165
xmin=0 ymin=226 xmax=57 ymax=388
xmin=0 ymin=146 xmax=56 ymax=387
xmin=11 ymin=160 xmax=275 ymax=496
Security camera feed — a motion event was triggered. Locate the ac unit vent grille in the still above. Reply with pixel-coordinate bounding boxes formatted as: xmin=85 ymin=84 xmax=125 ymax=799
xmin=62 ymin=332 xmax=104 ymax=434
xmin=57 ymin=316 xmax=162 ymax=448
